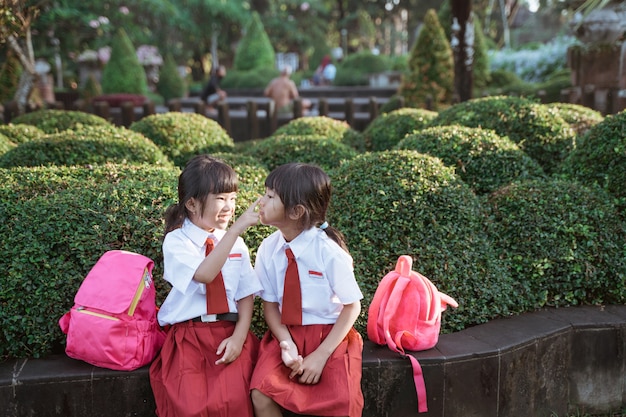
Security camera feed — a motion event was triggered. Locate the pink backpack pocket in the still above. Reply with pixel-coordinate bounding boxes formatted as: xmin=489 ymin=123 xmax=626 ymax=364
xmin=59 ymin=250 xmax=166 ymax=371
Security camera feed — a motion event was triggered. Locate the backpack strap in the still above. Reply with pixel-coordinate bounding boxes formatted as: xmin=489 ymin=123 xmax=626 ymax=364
xmin=381 ymin=275 xmax=429 ymax=413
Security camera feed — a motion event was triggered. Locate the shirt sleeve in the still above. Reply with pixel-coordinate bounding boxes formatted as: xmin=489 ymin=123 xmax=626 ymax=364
xmin=254 ymin=240 xmax=279 ymax=303
xmin=324 ymin=246 xmax=363 ymax=304
xmin=162 ymin=232 xmax=205 ymax=296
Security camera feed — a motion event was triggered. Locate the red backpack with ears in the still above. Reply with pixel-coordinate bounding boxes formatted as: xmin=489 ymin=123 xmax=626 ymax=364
xmin=367 ymin=255 xmax=459 ymax=413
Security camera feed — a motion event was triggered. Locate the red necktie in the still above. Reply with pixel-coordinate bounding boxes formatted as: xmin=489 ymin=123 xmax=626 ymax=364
xmin=205 ymin=238 xmax=230 ymax=314
xmin=281 ymin=248 xmax=302 ymax=325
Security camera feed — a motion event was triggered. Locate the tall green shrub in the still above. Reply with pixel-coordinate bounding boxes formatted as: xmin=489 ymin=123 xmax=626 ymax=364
xmin=100 ymin=28 xmax=149 ymax=95
xmin=400 ymin=9 xmax=454 ymax=110
xmin=233 ymin=12 xmax=275 ymax=71
xmin=157 ymin=53 xmax=186 ymax=102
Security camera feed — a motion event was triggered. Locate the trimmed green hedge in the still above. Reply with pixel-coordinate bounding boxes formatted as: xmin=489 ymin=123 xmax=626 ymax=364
xmin=272 ymin=116 xmax=352 ymax=141
xmin=0 ymin=123 xmax=46 ymax=144
xmin=0 ymin=133 xmax=15 ymax=155
xmin=1 ymin=107 xmax=625 ymax=361
xmin=362 ymin=108 xmax=438 ymax=151
xmin=0 ymin=125 xmax=173 ymax=168
xmin=545 ymin=102 xmax=604 ymax=137
xmin=129 ymin=112 xmax=235 ymax=167
xmin=11 ymin=109 xmax=111 ymax=134
xmin=484 ymin=179 xmax=626 ymax=309
xmin=395 ymin=125 xmax=545 ymax=195
xmin=329 ymin=150 xmax=517 ymax=334
xmin=428 ymin=96 xmax=576 ymax=174
xmin=242 ymin=134 xmax=358 ymax=172
xmin=559 ymin=109 xmax=626 ymax=207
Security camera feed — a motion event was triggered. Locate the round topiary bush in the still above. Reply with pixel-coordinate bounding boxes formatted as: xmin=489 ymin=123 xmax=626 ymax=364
xmin=545 ymin=102 xmax=604 ymax=137
xmin=0 ymin=125 xmax=173 ymax=168
xmin=0 ymin=123 xmax=46 ymax=144
xmin=395 ymin=125 xmax=545 ymax=195
xmin=428 ymin=96 xmax=576 ymax=174
xmin=129 ymin=112 xmax=235 ymax=167
xmin=484 ymin=179 xmax=626 ymax=309
xmin=329 ymin=150 xmax=516 ymax=334
xmin=272 ymin=116 xmax=351 ymax=141
xmin=11 ymin=109 xmax=112 ymax=134
xmin=243 ymin=134 xmax=358 ymax=172
xmin=362 ymin=107 xmax=438 ymax=151
xmin=559 ymin=109 xmax=626 ymax=207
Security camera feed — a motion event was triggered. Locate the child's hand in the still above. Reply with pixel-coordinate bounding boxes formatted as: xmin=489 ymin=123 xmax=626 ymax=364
xmin=296 ymin=349 xmax=329 ymax=384
xmin=279 ymin=340 xmax=303 ymax=375
xmin=215 ymin=336 xmax=243 ymax=365
xmin=230 ymin=198 xmax=260 ymax=234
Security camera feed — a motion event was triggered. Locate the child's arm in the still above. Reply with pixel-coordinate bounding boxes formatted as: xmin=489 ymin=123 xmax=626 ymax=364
xmin=215 ymin=294 xmax=254 ymax=365
xmin=295 ymin=301 xmax=361 ymax=384
xmin=193 ymin=198 xmax=259 ymax=284
xmin=263 ymin=301 xmax=303 ymax=372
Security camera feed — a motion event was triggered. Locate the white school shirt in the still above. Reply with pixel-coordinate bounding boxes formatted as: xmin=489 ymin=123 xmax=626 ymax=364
xmin=255 ymin=227 xmax=363 ymax=325
xmin=157 ymin=219 xmax=262 ymax=326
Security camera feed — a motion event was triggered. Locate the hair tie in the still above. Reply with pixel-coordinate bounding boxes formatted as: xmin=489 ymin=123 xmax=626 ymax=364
xmin=319 ymin=221 xmax=329 ymax=230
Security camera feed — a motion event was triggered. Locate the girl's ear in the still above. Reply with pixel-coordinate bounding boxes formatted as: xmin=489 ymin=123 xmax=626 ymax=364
xmin=288 ymin=204 xmax=306 ymax=220
xmin=185 ymin=198 xmax=197 ymax=215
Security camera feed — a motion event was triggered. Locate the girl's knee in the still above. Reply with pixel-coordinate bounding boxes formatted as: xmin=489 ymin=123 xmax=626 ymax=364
xmin=251 ymin=389 xmax=271 ymax=408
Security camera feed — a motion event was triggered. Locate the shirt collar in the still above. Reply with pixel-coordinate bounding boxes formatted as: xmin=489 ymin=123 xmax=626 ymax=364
xmin=281 ymin=227 xmax=318 ymax=259
xmin=182 ymin=218 xmax=227 ymax=248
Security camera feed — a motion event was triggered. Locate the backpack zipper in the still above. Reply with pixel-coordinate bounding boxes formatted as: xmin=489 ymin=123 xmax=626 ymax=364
xmin=128 ymin=267 xmax=151 ymax=316
xmin=76 ymin=307 xmax=120 ymax=321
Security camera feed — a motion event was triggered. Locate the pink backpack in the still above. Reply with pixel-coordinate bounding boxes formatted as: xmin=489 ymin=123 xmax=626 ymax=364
xmin=367 ymin=255 xmax=458 ymax=413
xmin=59 ymin=250 xmax=166 ymax=371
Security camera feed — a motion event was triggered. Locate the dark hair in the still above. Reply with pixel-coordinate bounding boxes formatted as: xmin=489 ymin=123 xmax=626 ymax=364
xmin=265 ymin=162 xmax=349 ymax=252
xmin=164 ymin=154 xmax=238 ymax=235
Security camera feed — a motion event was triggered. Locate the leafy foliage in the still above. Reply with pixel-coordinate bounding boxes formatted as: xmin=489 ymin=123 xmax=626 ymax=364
xmin=242 ymin=134 xmax=358 ymax=172
xmin=545 ymin=102 xmax=604 ymax=137
xmin=400 ymin=9 xmax=454 ymax=110
xmin=559 ymin=109 xmax=626 ymax=206
xmin=129 ymin=112 xmax=235 ymax=167
xmin=361 ymin=108 xmax=437 ymax=151
xmin=329 ymin=150 xmax=517 ymax=334
xmin=485 ymin=179 xmax=626 ymax=309
xmin=157 ymin=53 xmax=186 ymax=102
xmin=11 ymin=109 xmax=111 ymax=134
xmin=334 ymin=51 xmax=390 ymax=86
xmin=271 ymin=116 xmax=351 ymax=141
xmin=0 ymin=123 xmax=45 ymax=144
xmin=233 ymin=12 xmax=275 ymax=72
xmin=0 ymin=125 xmax=173 ymax=168
xmin=0 ymin=133 xmax=16 ymax=155
xmin=100 ymin=28 xmax=149 ymax=95
xmin=428 ymin=96 xmax=576 ymax=174
xmin=395 ymin=125 xmax=545 ymax=195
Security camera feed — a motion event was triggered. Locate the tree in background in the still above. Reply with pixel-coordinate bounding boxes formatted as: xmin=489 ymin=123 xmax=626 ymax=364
xmin=0 ymin=0 xmax=42 ymax=114
xmin=233 ymin=11 xmax=275 ymax=72
xmin=100 ymin=28 xmax=148 ymax=95
xmin=157 ymin=53 xmax=186 ymax=102
xmin=400 ymin=9 xmax=454 ymax=110
xmin=0 ymin=50 xmax=23 ymax=104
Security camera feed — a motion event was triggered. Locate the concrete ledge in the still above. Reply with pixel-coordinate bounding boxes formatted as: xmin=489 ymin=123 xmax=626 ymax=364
xmin=1 ymin=305 xmax=625 ymax=417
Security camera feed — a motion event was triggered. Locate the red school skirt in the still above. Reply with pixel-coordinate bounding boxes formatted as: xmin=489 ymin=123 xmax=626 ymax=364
xmin=250 ymin=324 xmax=364 ymax=417
xmin=149 ymin=320 xmax=260 ymax=417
